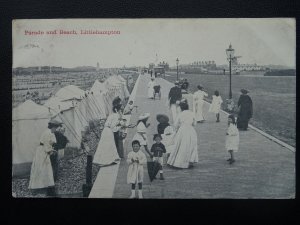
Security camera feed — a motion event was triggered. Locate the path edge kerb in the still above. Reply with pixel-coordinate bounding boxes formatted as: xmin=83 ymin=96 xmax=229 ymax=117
xmin=162 ymin=78 xmax=295 ymax=153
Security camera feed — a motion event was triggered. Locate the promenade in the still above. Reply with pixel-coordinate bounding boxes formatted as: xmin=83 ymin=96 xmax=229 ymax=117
xmin=90 ymin=74 xmax=295 ymax=199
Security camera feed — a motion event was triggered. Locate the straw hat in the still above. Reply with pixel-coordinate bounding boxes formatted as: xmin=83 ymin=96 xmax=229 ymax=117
xmin=138 ymin=113 xmax=150 ymax=120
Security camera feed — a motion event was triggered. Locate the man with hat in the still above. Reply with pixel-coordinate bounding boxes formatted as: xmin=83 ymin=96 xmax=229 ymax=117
xmin=168 ymin=81 xmax=182 ymax=122
xmin=236 ymin=89 xmax=253 ymax=130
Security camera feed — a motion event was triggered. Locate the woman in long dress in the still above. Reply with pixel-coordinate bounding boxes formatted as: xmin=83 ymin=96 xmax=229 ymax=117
xmin=28 ymin=119 xmax=61 ymax=196
xmin=193 ymin=85 xmax=208 ymax=122
xmin=93 ymin=105 xmax=122 ymax=166
xmin=236 ymin=89 xmax=253 ymax=131
xmin=167 ymin=99 xmax=198 ymax=168
xmin=147 ymin=77 xmax=156 ymax=99
xmin=132 ymin=113 xmax=152 ymax=157
xmin=208 ymin=90 xmax=223 ymax=122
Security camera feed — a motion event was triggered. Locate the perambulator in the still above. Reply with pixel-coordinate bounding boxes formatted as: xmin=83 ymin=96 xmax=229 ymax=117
xmin=153 ymin=85 xmax=161 ymax=100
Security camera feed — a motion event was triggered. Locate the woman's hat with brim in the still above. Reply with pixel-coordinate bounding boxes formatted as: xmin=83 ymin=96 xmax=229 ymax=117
xmin=240 ymin=89 xmax=249 ymax=94
xmin=48 ymin=119 xmax=63 ymax=126
xmin=156 ymin=114 xmax=169 ymax=123
xmin=175 ymin=80 xmax=180 ymax=85
xmin=138 ymin=113 xmax=150 ymax=120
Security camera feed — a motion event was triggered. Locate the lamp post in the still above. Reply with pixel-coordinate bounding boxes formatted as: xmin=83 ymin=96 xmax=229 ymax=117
xmin=226 ymin=44 xmax=235 ymax=112
xmin=176 ymin=58 xmax=179 ymax=81
xmin=226 ymin=44 xmax=235 ymax=99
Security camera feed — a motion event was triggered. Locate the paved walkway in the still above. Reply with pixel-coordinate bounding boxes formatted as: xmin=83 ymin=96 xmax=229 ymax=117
xmin=94 ymin=74 xmax=295 ymax=199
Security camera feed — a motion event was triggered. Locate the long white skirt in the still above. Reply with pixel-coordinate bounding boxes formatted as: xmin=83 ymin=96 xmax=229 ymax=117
xmin=161 ymin=133 xmax=176 ymax=154
xmin=147 ymin=87 xmax=154 ymax=98
xmin=93 ymin=127 xmax=120 ymax=166
xmin=170 ymin=104 xmax=178 ymax=122
xmin=193 ymin=100 xmax=205 ymax=121
xmin=28 ymin=146 xmax=54 ymax=189
xmin=167 ymin=124 xmax=198 ymax=168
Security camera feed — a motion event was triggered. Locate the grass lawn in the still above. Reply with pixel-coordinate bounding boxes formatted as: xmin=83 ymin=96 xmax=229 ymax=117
xmin=164 ymin=73 xmax=296 ymax=147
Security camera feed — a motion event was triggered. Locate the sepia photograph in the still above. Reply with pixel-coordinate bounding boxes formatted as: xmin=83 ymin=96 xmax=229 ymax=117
xmin=12 ymin=18 xmax=295 ymax=199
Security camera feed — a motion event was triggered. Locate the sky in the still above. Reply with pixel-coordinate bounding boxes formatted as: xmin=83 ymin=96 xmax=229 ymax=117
xmin=13 ymin=18 xmax=296 ymax=68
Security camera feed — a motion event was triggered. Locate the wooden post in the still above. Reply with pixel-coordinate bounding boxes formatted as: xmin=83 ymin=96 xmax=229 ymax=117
xmin=86 ymin=153 xmax=93 ymax=185
xmin=82 ymin=153 xmax=93 ymax=197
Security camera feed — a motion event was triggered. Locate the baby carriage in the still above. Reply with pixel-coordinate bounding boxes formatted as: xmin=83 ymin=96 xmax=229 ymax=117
xmin=153 ymin=85 xmax=161 ymax=100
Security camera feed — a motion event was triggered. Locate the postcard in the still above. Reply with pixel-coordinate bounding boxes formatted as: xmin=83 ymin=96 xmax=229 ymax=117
xmin=12 ymin=19 xmax=295 ymax=198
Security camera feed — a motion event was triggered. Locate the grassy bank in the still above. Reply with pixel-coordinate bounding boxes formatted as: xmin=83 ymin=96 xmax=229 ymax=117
xmin=164 ymin=73 xmax=296 ymax=147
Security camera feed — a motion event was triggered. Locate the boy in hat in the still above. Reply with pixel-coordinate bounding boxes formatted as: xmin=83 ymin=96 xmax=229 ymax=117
xmin=150 ymin=134 xmax=166 ymax=180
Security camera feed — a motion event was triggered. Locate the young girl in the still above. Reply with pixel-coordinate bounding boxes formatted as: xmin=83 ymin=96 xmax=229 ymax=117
xmin=132 ymin=113 xmax=152 ymax=157
xmin=150 ymin=134 xmax=166 ymax=180
xmin=127 ymin=140 xmax=147 ymax=199
xmin=226 ymin=114 xmax=240 ymax=164
xmin=209 ymin=90 xmax=223 ymax=122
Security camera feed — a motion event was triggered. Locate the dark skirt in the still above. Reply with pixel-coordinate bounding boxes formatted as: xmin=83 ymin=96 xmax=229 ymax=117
xmin=50 ymin=153 xmax=58 ymax=182
xmin=113 ymin=131 xmax=124 ymax=158
xmin=237 ymin=115 xmax=250 ymax=130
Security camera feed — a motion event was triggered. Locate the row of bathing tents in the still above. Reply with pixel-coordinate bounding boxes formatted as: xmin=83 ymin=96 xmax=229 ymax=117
xmin=12 ymin=75 xmax=130 ymax=177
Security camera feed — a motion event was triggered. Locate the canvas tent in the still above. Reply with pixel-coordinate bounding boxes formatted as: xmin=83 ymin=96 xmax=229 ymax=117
xmin=90 ymin=79 xmax=108 ymax=94
xmin=12 ymin=100 xmax=54 ymax=177
xmin=45 ymin=96 xmax=84 ymax=149
xmin=54 ymin=85 xmax=85 ymax=101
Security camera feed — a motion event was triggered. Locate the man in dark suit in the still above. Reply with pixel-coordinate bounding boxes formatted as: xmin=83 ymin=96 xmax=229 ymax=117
xmin=168 ymin=81 xmax=182 ymax=122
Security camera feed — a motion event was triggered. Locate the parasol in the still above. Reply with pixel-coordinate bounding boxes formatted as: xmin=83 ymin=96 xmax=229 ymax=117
xmin=147 ymin=160 xmax=161 ymax=182
xmin=156 ymin=114 xmax=169 ymax=124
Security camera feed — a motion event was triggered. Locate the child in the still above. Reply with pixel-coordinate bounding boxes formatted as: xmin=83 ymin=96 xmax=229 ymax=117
xmin=123 ymin=100 xmax=136 ymax=115
xmin=150 ymin=134 xmax=167 ymax=180
xmin=209 ymin=90 xmax=223 ymax=122
xmin=156 ymin=114 xmax=170 ymax=135
xmin=132 ymin=113 xmax=152 ymax=157
xmin=153 ymin=84 xmax=161 ymax=100
xmin=127 ymin=140 xmax=147 ymax=199
xmin=225 ymin=114 xmax=239 ymax=164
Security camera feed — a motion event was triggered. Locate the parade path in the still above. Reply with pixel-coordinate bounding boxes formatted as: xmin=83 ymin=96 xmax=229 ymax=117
xmin=93 ymin=74 xmax=295 ymax=198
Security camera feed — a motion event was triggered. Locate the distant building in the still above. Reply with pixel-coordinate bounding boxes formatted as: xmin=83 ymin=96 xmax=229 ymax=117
xmin=232 ymin=63 xmax=266 ymax=72
xmin=177 ymin=60 xmax=217 ymax=72
xmin=157 ymin=61 xmax=169 ymax=71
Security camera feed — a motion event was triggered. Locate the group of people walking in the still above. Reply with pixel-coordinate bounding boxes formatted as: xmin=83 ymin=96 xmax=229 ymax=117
xmin=27 ymin=74 xmax=253 ymax=198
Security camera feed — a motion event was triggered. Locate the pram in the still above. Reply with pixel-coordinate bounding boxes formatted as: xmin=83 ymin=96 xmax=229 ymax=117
xmin=153 ymin=85 xmax=161 ymax=100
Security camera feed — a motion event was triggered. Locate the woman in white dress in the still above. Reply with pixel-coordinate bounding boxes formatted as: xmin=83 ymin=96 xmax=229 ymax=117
xmin=28 ymin=119 xmax=61 ymax=196
xmin=132 ymin=113 xmax=152 ymax=157
xmin=209 ymin=90 xmax=223 ymax=122
xmin=93 ymin=105 xmax=122 ymax=166
xmin=147 ymin=78 xmax=156 ymax=99
xmin=167 ymin=99 xmax=198 ymax=169
xmin=193 ymin=85 xmax=208 ymax=123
